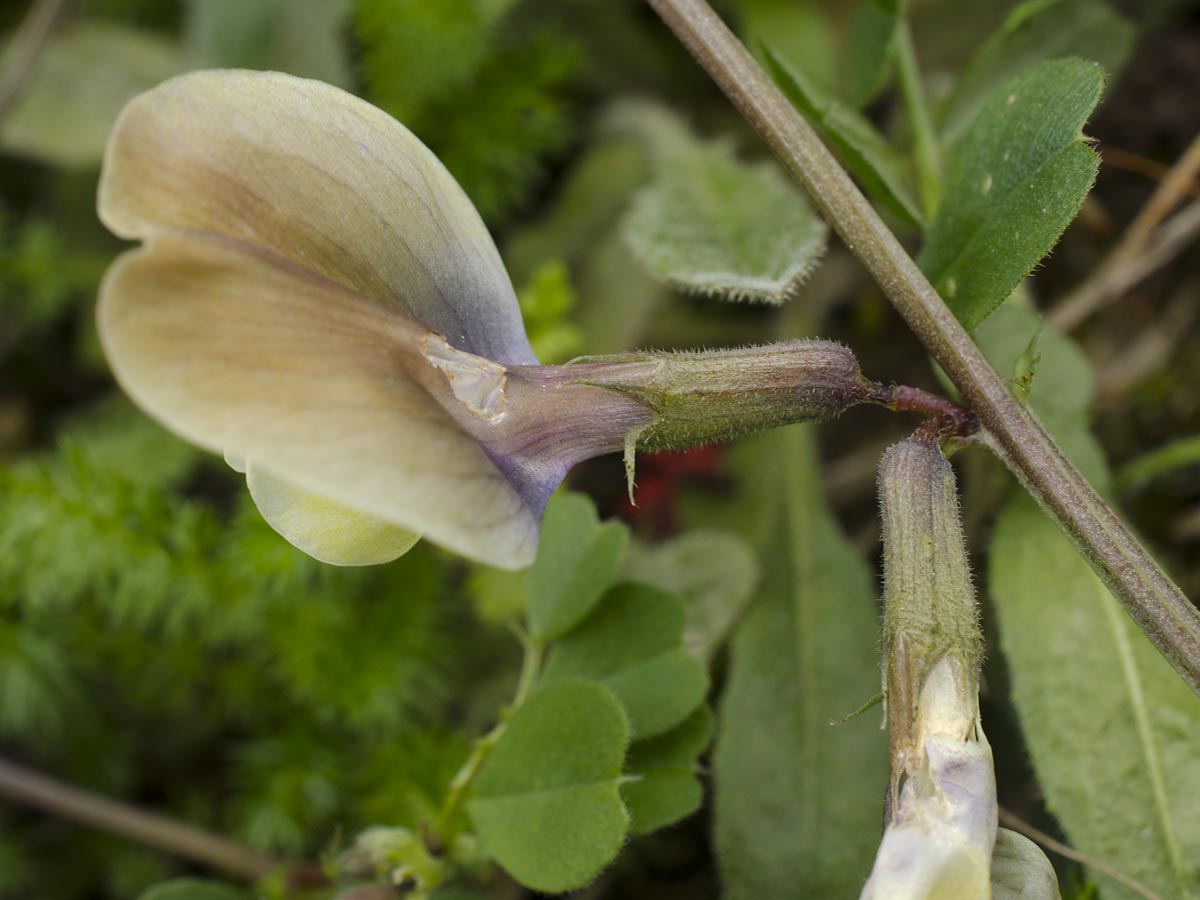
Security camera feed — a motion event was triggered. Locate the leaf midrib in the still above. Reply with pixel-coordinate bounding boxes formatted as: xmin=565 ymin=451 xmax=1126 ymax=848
xmin=1098 ymin=586 xmax=1193 ymax=899
xmin=784 ymin=427 xmax=822 ymax=862
xmin=471 ymin=779 xmax=621 ymax=804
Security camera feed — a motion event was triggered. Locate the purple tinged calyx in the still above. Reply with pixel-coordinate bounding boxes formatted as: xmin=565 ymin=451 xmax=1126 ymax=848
xmin=534 ymin=339 xmax=872 ymax=450
xmin=420 ymin=336 xmax=873 ymax=519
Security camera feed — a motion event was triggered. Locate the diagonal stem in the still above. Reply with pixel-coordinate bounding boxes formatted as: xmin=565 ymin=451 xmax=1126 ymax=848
xmin=645 ymin=0 xmax=1200 ymax=695
xmin=0 ymin=0 xmax=66 ymax=126
xmin=0 ymin=756 xmax=283 ymax=880
xmin=998 ymin=808 xmax=1164 ymax=900
xmin=434 ymin=629 xmax=544 ymax=844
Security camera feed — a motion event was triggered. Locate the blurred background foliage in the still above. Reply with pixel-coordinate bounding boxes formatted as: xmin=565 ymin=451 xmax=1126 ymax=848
xmin=0 ymin=0 xmax=1199 ymax=898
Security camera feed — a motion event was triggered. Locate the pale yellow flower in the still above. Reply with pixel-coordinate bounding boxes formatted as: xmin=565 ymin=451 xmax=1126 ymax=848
xmin=97 ymin=69 xmax=655 ymax=569
xmin=97 ymin=70 xmax=872 ymax=570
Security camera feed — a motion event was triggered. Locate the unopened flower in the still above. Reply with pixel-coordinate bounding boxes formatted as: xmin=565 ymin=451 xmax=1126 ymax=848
xmin=97 ymin=70 xmax=872 ymax=569
xmin=861 ymin=437 xmax=996 ymax=899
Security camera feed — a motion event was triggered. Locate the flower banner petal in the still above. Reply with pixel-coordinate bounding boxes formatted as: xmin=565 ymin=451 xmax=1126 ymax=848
xmin=245 ymin=464 xmax=420 ymax=567
xmin=98 ymin=231 xmax=539 ymax=568
xmin=98 ymin=68 xmax=535 ymax=365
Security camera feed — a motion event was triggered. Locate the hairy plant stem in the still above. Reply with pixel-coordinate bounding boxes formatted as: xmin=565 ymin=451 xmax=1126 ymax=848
xmin=646 ymin=0 xmax=1200 ymax=695
xmin=433 ymin=630 xmax=544 ymax=845
xmin=893 ymin=21 xmax=941 ymax=220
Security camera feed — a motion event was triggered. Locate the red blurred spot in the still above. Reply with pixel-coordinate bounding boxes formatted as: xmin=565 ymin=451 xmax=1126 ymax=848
xmin=620 ymin=444 xmax=726 ymax=535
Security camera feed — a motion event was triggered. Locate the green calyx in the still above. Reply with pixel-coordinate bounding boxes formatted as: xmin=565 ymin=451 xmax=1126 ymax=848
xmin=878 ymin=435 xmax=984 ymax=792
xmin=571 ymin=339 xmax=873 ymax=452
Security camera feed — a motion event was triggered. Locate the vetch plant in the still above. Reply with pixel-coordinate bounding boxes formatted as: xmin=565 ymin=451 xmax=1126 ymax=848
xmin=96 ymin=69 xmax=927 ymax=571
xmin=1 ymin=1 xmax=1191 ymax=898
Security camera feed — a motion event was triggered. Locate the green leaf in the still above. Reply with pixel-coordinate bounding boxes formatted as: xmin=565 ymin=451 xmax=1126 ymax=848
xmin=1114 ymin=434 xmax=1200 ymax=495
xmin=0 ymin=23 xmax=183 ymax=168
xmin=502 ymin=130 xmax=665 ymax=354
xmin=542 ymin=583 xmax=709 ymax=739
xmin=990 ymin=494 xmax=1200 ymax=900
xmin=466 ymin=565 xmax=528 ymax=626
xmin=845 ymin=0 xmax=901 ymax=108
xmin=622 ymin=126 xmax=827 ymax=304
xmin=621 ymin=706 xmax=714 ymax=835
xmin=971 ymin=302 xmax=1107 ymax=485
xmin=937 ymin=0 xmax=1135 ymax=146
xmin=765 ymin=46 xmax=923 ymax=229
xmin=138 ymin=880 xmax=249 ymax=900
xmin=622 ymin=530 xmax=760 ymax=663
xmin=990 ymin=829 xmax=1060 ymax=900
xmin=468 ymin=681 xmax=630 ymax=893
xmin=918 ymin=59 xmax=1103 ymax=330
xmin=739 ymin=0 xmax=839 ymax=95
xmin=715 ymin=426 xmax=887 ymax=898
xmin=526 ymin=492 xmax=629 ymax=641
xmin=184 ymin=0 xmax=352 ymax=86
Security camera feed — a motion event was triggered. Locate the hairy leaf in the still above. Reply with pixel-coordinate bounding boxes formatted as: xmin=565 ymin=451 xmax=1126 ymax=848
xmin=0 ymin=23 xmax=183 ymax=168
xmin=526 ymin=493 xmax=628 ymax=641
xmin=991 ymin=495 xmax=1200 ymax=900
xmin=937 ymin=0 xmax=1134 ymax=145
xmin=468 ymin=681 xmax=630 ymax=893
xmin=623 ymin=530 xmax=760 ymax=663
xmin=765 ymin=46 xmax=923 ymax=229
xmin=622 ymin=127 xmax=827 ymax=304
xmin=919 ymin=59 xmax=1103 ymax=330
xmin=621 ymin=707 xmax=714 ymax=834
xmin=715 ymin=426 xmax=887 ymax=898
xmin=542 ymin=583 xmax=708 ymax=739
xmin=971 ymin=302 xmax=1107 ymax=485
